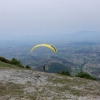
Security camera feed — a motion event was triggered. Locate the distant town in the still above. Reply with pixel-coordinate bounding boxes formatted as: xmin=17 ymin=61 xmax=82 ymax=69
xmin=0 ymin=42 xmax=100 ymax=80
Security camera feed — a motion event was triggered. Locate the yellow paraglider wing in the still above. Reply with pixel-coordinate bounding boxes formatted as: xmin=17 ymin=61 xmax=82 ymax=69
xmin=30 ymin=44 xmax=57 ymax=53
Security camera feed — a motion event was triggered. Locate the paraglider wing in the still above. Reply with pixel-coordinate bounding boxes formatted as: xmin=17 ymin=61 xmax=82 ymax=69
xmin=30 ymin=44 xmax=57 ymax=53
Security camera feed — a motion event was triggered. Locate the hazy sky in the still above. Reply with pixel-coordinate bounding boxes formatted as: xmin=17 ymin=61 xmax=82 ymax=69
xmin=0 ymin=0 xmax=100 ymax=41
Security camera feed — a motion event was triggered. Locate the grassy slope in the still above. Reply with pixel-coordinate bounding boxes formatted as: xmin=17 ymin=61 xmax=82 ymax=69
xmin=0 ymin=61 xmax=18 ymax=68
xmin=0 ymin=61 xmax=100 ymax=100
xmin=0 ymin=61 xmax=27 ymax=69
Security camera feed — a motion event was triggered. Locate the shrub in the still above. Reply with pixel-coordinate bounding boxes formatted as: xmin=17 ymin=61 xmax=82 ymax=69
xmin=57 ymin=70 xmax=71 ymax=76
xmin=25 ymin=65 xmax=31 ymax=69
xmin=75 ymin=72 xmax=96 ymax=80
xmin=0 ymin=56 xmax=10 ymax=63
xmin=10 ymin=58 xmax=24 ymax=68
xmin=10 ymin=58 xmax=21 ymax=65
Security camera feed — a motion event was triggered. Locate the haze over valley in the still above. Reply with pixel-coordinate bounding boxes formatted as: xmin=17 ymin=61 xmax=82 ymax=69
xmin=1 ymin=35 xmax=100 ymax=80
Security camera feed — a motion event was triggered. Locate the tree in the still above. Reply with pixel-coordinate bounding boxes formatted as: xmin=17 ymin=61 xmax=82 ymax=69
xmin=10 ymin=58 xmax=24 ymax=68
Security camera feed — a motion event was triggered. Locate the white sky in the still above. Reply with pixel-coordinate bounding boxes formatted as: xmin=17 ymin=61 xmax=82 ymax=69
xmin=0 ymin=0 xmax=100 ymax=40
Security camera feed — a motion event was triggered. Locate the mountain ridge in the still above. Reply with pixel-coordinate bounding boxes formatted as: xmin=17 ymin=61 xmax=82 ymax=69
xmin=0 ymin=30 xmax=100 ymax=43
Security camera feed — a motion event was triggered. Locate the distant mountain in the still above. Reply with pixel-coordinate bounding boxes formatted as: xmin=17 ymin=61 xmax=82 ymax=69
xmin=71 ymin=30 xmax=100 ymax=42
xmin=54 ymin=30 xmax=100 ymax=42
xmin=24 ymin=30 xmax=100 ymax=43
xmin=1 ymin=30 xmax=100 ymax=43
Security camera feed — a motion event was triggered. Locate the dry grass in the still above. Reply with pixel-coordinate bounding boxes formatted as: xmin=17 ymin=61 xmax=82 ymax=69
xmin=0 ymin=64 xmax=100 ymax=100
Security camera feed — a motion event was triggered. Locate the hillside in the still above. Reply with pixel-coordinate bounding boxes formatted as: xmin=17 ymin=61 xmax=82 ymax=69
xmin=36 ymin=62 xmax=72 ymax=73
xmin=1 ymin=41 xmax=100 ymax=79
xmin=0 ymin=61 xmax=100 ymax=100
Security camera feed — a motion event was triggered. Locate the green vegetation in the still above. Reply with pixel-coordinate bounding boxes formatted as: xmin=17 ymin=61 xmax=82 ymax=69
xmin=57 ymin=70 xmax=71 ymax=76
xmin=0 ymin=61 xmax=23 ymax=69
xmin=0 ymin=56 xmax=30 ymax=69
xmin=25 ymin=65 xmax=31 ymax=69
xmin=0 ymin=56 xmax=10 ymax=63
xmin=10 ymin=58 xmax=24 ymax=68
xmin=75 ymin=72 xmax=96 ymax=80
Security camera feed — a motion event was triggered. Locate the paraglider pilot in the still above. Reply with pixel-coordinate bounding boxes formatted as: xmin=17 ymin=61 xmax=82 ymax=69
xmin=43 ymin=66 xmax=45 ymax=70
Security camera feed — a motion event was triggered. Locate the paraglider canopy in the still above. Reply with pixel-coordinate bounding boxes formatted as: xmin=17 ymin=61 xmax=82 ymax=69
xmin=30 ymin=44 xmax=57 ymax=53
